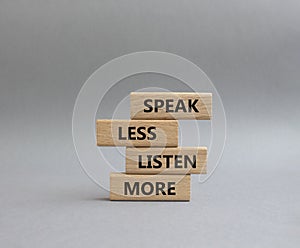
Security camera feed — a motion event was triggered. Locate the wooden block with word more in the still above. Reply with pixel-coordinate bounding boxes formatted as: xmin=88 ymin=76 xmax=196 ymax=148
xmin=110 ymin=173 xmax=190 ymax=201
xmin=130 ymin=92 xmax=212 ymax=120
xmin=96 ymin=119 xmax=178 ymax=147
xmin=126 ymin=147 xmax=207 ymax=174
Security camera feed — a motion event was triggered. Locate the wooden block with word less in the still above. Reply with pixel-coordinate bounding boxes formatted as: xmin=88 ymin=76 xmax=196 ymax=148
xmin=110 ymin=173 xmax=190 ymax=201
xmin=96 ymin=119 xmax=178 ymax=147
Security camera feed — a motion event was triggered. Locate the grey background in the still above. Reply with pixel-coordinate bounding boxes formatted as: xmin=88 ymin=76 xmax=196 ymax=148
xmin=1 ymin=1 xmax=299 ymax=247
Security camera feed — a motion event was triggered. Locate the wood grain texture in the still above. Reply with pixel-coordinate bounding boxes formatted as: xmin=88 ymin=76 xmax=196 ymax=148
xmin=96 ymin=119 xmax=178 ymax=147
xmin=130 ymin=92 xmax=212 ymax=120
xmin=126 ymin=147 xmax=207 ymax=174
xmin=110 ymin=173 xmax=190 ymax=201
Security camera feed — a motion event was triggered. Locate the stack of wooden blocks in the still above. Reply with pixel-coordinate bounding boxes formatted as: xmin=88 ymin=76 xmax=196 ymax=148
xmin=96 ymin=92 xmax=212 ymax=201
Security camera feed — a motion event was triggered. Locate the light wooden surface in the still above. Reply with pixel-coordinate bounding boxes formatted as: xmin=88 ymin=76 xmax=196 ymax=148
xmin=96 ymin=119 xmax=178 ymax=147
xmin=126 ymin=147 xmax=207 ymax=174
xmin=110 ymin=173 xmax=190 ymax=201
xmin=130 ymin=92 xmax=212 ymax=120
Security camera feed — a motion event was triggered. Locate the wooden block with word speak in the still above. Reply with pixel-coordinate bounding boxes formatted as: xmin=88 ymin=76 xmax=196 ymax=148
xmin=110 ymin=173 xmax=190 ymax=201
xmin=96 ymin=119 xmax=178 ymax=147
xmin=126 ymin=147 xmax=207 ymax=174
xmin=130 ymin=92 xmax=212 ymax=120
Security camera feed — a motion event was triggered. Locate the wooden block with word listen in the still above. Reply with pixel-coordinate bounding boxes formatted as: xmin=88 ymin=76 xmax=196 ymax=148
xmin=96 ymin=119 xmax=178 ymax=147
xmin=126 ymin=147 xmax=207 ymax=174
xmin=110 ymin=173 xmax=190 ymax=201
xmin=130 ymin=92 xmax=212 ymax=120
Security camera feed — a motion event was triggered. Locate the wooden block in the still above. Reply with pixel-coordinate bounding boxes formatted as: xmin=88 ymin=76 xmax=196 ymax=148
xmin=110 ymin=173 xmax=190 ymax=201
xmin=96 ymin=119 xmax=178 ymax=147
xmin=126 ymin=147 xmax=207 ymax=174
xmin=130 ymin=92 xmax=212 ymax=120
